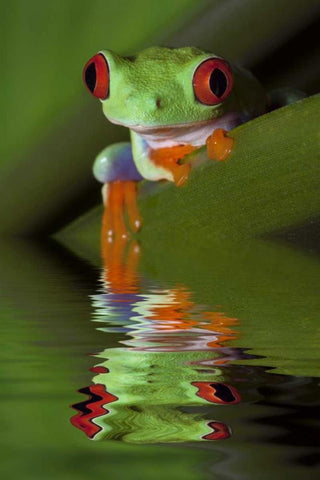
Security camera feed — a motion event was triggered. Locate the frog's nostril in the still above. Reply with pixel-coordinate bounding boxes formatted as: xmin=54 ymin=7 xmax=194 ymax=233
xmin=125 ymin=94 xmax=135 ymax=105
xmin=126 ymin=95 xmax=162 ymax=112
xmin=144 ymin=97 xmax=162 ymax=110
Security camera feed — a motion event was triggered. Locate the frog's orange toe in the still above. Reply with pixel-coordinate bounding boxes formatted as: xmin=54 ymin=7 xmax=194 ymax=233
xmin=206 ymin=128 xmax=234 ymax=161
xmin=173 ymin=163 xmax=191 ymax=187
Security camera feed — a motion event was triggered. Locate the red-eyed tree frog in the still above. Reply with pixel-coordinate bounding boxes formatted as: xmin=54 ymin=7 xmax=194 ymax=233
xmin=83 ymin=47 xmax=268 ymax=237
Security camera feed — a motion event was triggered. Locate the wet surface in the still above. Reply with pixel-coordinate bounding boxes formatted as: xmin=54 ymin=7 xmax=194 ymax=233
xmin=1 ymin=236 xmax=319 ymax=479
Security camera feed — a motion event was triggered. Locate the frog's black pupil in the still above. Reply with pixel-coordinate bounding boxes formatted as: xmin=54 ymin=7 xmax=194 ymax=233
xmin=85 ymin=62 xmax=96 ymax=93
xmin=209 ymin=68 xmax=227 ymax=98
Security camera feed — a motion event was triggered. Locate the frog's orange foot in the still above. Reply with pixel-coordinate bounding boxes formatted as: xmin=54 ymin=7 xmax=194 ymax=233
xmin=206 ymin=128 xmax=234 ymax=161
xmin=149 ymin=144 xmax=196 ymax=187
xmin=173 ymin=162 xmax=191 ymax=187
xmin=101 ymin=181 xmax=141 ymax=240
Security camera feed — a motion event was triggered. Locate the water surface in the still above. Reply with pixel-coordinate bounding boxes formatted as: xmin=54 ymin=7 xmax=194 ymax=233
xmin=1 ymin=237 xmax=319 ymax=479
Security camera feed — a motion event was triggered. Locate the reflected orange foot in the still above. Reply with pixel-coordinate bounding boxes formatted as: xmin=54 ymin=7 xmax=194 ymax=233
xmin=101 ymin=232 xmax=141 ymax=295
xmin=206 ymin=128 xmax=234 ymax=161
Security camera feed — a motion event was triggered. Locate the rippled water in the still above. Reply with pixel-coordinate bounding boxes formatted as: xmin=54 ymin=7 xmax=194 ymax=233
xmin=1 ymin=236 xmax=319 ymax=479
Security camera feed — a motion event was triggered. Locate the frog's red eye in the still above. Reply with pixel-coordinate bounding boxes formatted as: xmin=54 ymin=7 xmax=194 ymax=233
xmin=193 ymin=58 xmax=233 ymax=105
xmin=83 ymin=53 xmax=109 ymax=99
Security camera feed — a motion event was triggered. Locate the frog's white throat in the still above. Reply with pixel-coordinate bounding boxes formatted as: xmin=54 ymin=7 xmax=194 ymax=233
xmin=131 ymin=112 xmax=241 ymax=149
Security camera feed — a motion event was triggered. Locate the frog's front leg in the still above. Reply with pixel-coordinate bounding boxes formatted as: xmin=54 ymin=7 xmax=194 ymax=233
xmin=206 ymin=128 xmax=234 ymax=161
xmin=93 ymin=142 xmax=143 ymax=238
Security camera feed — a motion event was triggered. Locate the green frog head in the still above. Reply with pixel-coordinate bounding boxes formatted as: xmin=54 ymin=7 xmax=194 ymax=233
xmin=83 ymin=46 xmax=266 ymax=129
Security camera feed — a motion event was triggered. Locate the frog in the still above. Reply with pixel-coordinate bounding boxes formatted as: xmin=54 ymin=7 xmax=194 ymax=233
xmin=83 ymin=46 xmax=267 ymax=238
xmin=71 ymin=347 xmax=240 ymax=442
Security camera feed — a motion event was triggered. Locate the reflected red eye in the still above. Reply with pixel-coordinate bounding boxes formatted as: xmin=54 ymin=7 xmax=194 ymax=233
xmin=83 ymin=53 xmax=109 ymax=99
xmin=202 ymin=421 xmax=231 ymax=441
xmin=192 ymin=382 xmax=241 ymax=404
xmin=193 ymin=58 xmax=233 ymax=105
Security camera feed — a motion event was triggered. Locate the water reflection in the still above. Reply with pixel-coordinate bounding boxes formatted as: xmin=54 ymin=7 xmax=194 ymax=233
xmin=2 ymin=238 xmax=319 ymax=479
xmin=69 ymin=231 xmax=320 ymax=463
xmin=71 ymin=236 xmax=244 ymax=443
